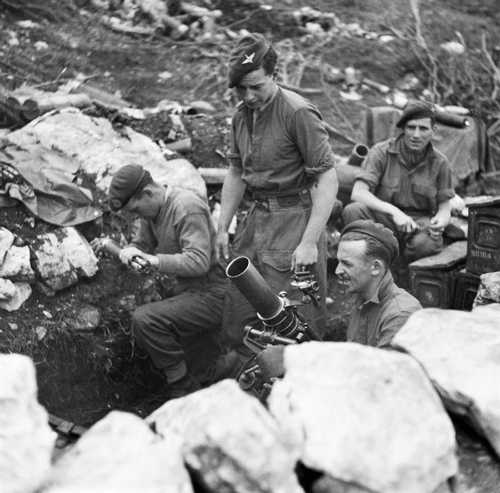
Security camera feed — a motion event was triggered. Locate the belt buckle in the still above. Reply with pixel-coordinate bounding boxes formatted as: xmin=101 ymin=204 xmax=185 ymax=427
xmin=276 ymin=195 xmax=299 ymax=207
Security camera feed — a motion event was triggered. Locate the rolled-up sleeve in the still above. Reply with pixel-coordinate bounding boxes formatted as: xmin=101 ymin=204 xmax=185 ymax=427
xmin=355 ymin=145 xmax=385 ymax=191
xmin=227 ymin=118 xmax=242 ymax=170
xmin=436 ymin=158 xmax=454 ymax=203
xmin=293 ymin=107 xmax=336 ymax=176
xmin=156 ymin=213 xmax=212 ymax=277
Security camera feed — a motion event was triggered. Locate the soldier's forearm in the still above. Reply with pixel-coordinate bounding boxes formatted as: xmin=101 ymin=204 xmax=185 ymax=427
xmin=301 ymin=167 xmax=338 ymax=245
xmin=219 ymin=167 xmax=246 ymax=232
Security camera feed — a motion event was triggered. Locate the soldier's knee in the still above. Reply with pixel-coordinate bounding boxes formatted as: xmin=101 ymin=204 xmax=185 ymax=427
xmin=132 ymin=305 xmax=150 ymax=335
xmin=405 ymin=232 xmax=443 ymax=262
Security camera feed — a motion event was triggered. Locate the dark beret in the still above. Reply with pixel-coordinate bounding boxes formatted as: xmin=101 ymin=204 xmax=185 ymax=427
xmin=396 ymin=100 xmax=436 ymax=128
xmin=341 ymin=219 xmax=399 ymax=263
xmin=108 ymin=164 xmax=152 ymax=211
xmin=228 ymin=32 xmax=270 ymax=88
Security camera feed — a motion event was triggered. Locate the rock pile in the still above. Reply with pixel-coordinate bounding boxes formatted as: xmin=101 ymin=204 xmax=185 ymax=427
xmin=0 ymin=226 xmax=98 ymax=310
xmin=3 ymin=305 xmax=500 ymax=492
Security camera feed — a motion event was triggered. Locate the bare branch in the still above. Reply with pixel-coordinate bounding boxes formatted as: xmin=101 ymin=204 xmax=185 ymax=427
xmin=480 ymin=32 xmax=500 ymax=101
xmin=409 ymin=0 xmax=427 ymax=49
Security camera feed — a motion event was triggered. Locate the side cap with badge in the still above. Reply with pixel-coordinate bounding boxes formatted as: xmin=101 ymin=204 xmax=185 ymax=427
xmin=228 ymin=32 xmax=271 ymax=88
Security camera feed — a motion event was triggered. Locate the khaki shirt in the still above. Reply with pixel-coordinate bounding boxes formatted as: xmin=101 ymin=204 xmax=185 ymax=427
xmin=130 ymin=186 xmax=218 ymax=279
xmin=347 ymin=272 xmax=422 ymax=348
xmin=357 ymin=135 xmax=454 ymax=215
xmin=228 ymin=88 xmax=335 ymax=193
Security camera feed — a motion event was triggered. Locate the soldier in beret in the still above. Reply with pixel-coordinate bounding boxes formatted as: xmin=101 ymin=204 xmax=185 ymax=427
xmin=343 ymin=101 xmax=454 ymax=262
xmin=215 ymin=32 xmax=339 ymax=377
xmin=101 ymin=164 xmax=227 ymax=398
xmin=336 ymin=219 xmax=421 ymax=347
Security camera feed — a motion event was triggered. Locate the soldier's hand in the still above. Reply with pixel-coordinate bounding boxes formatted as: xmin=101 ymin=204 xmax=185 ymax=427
xmin=215 ymin=230 xmax=230 ymax=264
xmin=429 ymin=215 xmax=447 ymax=240
xmin=119 ymin=246 xmax=146 ymax=266
xmin=90 ymin=237 xmax=105 ymax=254
xmin=291 ymin=241 xmax=317 ymax=271
xmin=256 ymin=345 xmax=285 ymax=380
xmin=391 ymin=209 xmax=418 ymax=234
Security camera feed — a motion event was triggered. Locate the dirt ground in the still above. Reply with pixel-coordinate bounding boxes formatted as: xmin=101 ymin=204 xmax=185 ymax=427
xmin=1 ymin=0 xmax=500 ymax=489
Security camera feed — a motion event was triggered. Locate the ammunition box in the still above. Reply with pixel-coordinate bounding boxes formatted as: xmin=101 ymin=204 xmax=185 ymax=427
xmin=466 ymin=197 xmax=500 ymax=275
xmin=453 ymin=268 xmax=480 ymax=311
xmin=409 ymin=241 xmax=467 ymax=308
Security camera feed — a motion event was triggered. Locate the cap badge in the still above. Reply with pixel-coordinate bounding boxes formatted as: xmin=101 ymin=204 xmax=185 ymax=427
xmin=242 ymin=52 xmax=255 ymax=65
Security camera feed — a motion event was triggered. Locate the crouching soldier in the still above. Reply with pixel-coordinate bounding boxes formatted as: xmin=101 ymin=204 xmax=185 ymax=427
xmin=256 ymin=219 xmax=422 ymax=380
xmin=103 ymin=164 xmax=227 ymax=398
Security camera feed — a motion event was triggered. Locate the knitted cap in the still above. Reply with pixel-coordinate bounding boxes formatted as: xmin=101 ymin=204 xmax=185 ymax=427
xmin=341 ymin=219 xmax=399 ymax=263
xmin=228 ymin=32 xmax=271 ymax=88
xmin=108 ymin=164 xmax=152 ymax=211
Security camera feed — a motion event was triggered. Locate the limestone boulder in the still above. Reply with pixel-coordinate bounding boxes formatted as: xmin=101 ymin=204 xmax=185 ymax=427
xmin=32 ymin=227 xmax=98 ymax=291
xmin=0 ymin=353 xmax=56 ymax=493
xmin=0 ymin=279 xmax=32 ymax=311
xmin=0 ymin=245 xmax=35 ymax=282
xmin=473 ymin=302 xmax=500 ymax=315
xmin=392 ymin=308 xmax=500 ymax=457
xmin=268 ymin=342 xmax=457 ymax=493
xmin=7 ymin=108 xmax=207 ymax=198
xmin=59 ymin=227 xmax=98 ymax=278
xmin=0 ymin=226 xmax=14 ymax=263
xmin=473 ymin=271 xmax=500 ymax=307
xmin=147 ymin=379 xmax=304 ymax=493
xmin=43 ymin=411 xmax=192 ymax=493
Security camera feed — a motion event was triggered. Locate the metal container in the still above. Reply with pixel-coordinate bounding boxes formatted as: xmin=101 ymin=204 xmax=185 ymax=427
xmin=453 ymin=268 xmax=480 ymax=311
xmin=466 ymin=197 xmax=500 ymax=275
xmin=409 ymin=241 xmax=467 ymax=308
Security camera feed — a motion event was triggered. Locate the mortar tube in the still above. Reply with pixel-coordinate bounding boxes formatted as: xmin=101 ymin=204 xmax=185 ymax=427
xmin=347 ymin=143 xmax=369 ymax=167
xmin=226 ymin=256 xmax=283 ymax=320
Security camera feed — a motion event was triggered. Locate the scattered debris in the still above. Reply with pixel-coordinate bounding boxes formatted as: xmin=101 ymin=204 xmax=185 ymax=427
xmin=69 ymin=304 xmax=101 ymax=332
xmin=440 ymin=40 xmax=466 ymax=56
xmin=93 ymin=0 xmax=222 ymax=41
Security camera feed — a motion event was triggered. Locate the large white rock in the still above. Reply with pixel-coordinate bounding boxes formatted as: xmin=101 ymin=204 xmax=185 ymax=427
xmin=0 ymin=279 xmax=32 ymax=311
xmin=32 ymin=227 xmax=97 ymax=291
xmin=44 ymin=411 xmax=192 ymax=493
xmin=473 ymin=302 xmax=500 ymax=315
xmin=268 ymin=342 xmax=457 ymax=493
xmin=0 ymin=354 xmax=56 ymax=493
xmin=392 ymin=308 xmax=500 ymax=457
xmin=7 ymin=108 xmax=207 ymax=198
xmin=59 ymin=227 xmax=98 ymax=278
xmin=147 ymin=379 xmax=304 ymax=493
xmin=0 ymin=226 xmax=14 ymax=263
xmin=0 ymin=245 xmax=35 ymax=282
